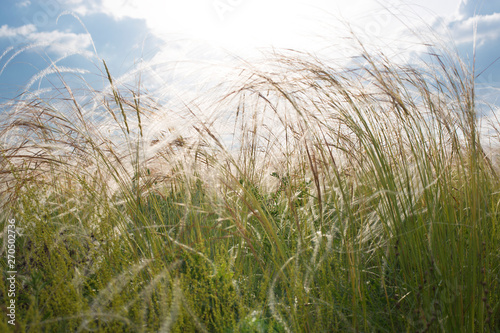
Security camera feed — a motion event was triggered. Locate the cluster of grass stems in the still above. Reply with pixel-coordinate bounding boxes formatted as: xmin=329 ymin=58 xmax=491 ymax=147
xmin=1 ymin=33 xmax=500 ymax=332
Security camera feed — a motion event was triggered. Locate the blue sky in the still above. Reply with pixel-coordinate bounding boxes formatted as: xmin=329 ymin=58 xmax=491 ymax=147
xmin=0 ymin=0 xmax=499 ymax=106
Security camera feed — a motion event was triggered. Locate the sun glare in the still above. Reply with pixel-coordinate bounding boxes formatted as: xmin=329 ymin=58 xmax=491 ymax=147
xmin=100 ymin=0 xmax=336 ymax=54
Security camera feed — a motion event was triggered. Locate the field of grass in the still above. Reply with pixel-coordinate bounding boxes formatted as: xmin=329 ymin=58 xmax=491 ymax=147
xmin=1 ymin=34 xmax=500 ymax=332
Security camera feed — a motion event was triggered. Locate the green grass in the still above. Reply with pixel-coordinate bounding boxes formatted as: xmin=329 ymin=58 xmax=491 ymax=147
xmin=1 ymin=36 xmax=500 ymax=332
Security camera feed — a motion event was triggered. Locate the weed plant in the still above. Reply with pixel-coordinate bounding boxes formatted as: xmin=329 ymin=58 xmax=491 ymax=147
xmin=0 ymin=29 xmax=499 ymax=332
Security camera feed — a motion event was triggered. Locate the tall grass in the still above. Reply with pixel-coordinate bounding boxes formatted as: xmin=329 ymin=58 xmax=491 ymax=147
xmin=1 ymin=30 xmax=499 ymax=332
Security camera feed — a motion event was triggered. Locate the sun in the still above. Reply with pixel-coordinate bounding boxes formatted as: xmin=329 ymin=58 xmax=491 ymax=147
xmin=99 ymin=0 xmax=324 ymax=54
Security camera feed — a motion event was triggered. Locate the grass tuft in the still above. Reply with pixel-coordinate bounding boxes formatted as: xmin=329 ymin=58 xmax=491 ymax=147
xmin=1 ymin=26 xmax=500 ymax=332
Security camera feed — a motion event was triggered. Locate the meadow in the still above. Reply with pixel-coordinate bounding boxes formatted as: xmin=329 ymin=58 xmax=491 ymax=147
xmin=1 ymin=30 xmax=500 ymax=332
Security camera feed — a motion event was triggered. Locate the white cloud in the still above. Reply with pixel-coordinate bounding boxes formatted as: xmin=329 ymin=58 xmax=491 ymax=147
xmin=458 ymin=0 xmax=500 ymax=19
xmin=27 ymin=30 xmax=93 ymax=56
xmin=0 ymin=24 xmax=93 ymax=57
xmin=0 ymin=24 xmax=37 ymax=38
xmin=449 ymin=12 xmax=500 ymax=46
xmin=56 ymin=0 xmax=101 ymax=16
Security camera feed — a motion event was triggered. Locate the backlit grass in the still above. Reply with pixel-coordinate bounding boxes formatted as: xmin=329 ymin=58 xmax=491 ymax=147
xmin=1 ymin=32 xmax=499 ymax=332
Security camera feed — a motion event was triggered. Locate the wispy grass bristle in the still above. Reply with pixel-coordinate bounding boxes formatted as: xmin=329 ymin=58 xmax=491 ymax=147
xmin=1 ymin=24 xmax=499 ymax=332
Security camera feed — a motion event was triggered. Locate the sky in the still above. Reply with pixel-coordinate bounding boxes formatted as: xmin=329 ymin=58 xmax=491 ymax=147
xmin=0 ymin=0 xmax=499 ymax=106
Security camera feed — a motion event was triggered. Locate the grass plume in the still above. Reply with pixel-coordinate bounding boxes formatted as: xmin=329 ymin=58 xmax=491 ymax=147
xmin=1 ymin=27 xmax=499 ymax=332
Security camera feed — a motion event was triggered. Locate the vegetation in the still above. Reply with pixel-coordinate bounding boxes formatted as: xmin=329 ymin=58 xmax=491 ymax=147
xmin=1 ymin=31 xmax=499 ymax=332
